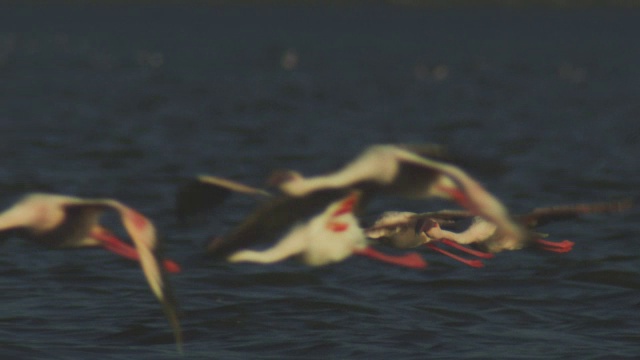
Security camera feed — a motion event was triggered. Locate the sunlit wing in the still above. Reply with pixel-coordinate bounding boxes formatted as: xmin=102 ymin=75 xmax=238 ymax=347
xmin=0 ymin=193 xmax=182 ymax=350
xmin=197 ymin=175 xmax=272 ymax=197
xmin=392 ymin=146 xmax=526 ymax=244
xmin=0 ymin=193 xmax=66 ymax=233
xmin=205 ymin=188 xmax=350 ymax=258
xmin=227 ymin=224 xmax=309 ymax=264
xmin=0 ymin=193 xmax=100 ymax=246
xmin=94 ymin=199 xmax=183 ymax=352
xmin=229 ymin=191 xmax=369 ymax=267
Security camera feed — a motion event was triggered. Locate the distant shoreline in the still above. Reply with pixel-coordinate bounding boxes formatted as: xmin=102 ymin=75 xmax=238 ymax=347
xmin=4 ymin=0 xmax=640 ymax=7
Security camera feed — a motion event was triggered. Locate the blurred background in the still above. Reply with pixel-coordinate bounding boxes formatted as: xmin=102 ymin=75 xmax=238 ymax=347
xmin=0 ymin=2 xmax=638 ymax=359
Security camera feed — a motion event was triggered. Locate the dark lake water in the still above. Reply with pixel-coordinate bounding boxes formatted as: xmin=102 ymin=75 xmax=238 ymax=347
xmin=1 ymin=4 xmax=639 ymax=359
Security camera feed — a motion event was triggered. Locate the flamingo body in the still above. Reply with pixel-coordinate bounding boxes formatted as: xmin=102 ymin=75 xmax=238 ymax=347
xmin=0 ymin=193 xmax=182 ymax=350
xmin=273 ymin=145 xmax=526 ymax=248
xmin=185 ymin=144 xmax=525 ymax=259
xmin=228 ymin=192 xmax=367 ymax=266
xmin=369 ymin=199 xmax=632 ymax=253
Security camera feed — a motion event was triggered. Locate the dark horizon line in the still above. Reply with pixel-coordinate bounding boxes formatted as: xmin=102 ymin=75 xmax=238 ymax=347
xmin=4 ymin=0 xmax=640 ymax=7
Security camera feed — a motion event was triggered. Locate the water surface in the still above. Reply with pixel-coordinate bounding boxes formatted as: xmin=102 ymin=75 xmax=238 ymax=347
xmin=0 ymin=4 xmax=639 ymax=359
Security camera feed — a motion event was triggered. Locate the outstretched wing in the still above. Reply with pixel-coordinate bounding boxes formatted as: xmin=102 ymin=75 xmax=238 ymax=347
xmin=414 ymin=209 xmax=475 ymax=222
xmin=93 ymin=199 xmax=183 ymax=352
xmin=175 ymin=174 xmax=271 ymax=221
xmin=227 ymin=224 xmax=309 ymax=264
xmin=519 ymin=199 xmax=633 ymax=228
xmin=365 ymin=209 xmax=470 ymax=245
xmin=206 ymin=189 xmax=351 ymax=258
xmin=47 ymin=203 xmax=109 ymax=248
xmin=391 ymin=145 xmax=526 ymax=245
xmin=396 ymin=143 xmax=453 ymax=162
xmin=0 ymin=193 xmax=182 ymax=350
xmin=273 ymin=144 xmax=524 ymax=248
xmin=0 ymin=193 xmax=104 ymax=248
xmin=364 ymin=211 xmax=419 ymax=238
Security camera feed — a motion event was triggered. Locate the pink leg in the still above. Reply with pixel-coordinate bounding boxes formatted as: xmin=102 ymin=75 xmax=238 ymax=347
xmin=439 ymin=239 xmax=495 ymax=259
xmin=534 ymin=238 xmax=575 ymax=253
xmin=91 ymin=227 xmax=181 ymax=273
xmin=354 ymin=247 xmax=427 ymax=269
xmin=426 ymin=243 xmax=485 ymax=268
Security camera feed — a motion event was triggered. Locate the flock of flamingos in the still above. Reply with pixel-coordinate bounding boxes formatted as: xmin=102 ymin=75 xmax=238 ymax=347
xmin=0 ymin=144 xmax=631 ymax=352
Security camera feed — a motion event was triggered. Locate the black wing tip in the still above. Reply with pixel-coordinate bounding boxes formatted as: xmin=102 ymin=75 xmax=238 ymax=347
xmin=203 ymin=236 xmax=233 ymax=258
xmin=175 ymin=178 xmax=232 ymax=220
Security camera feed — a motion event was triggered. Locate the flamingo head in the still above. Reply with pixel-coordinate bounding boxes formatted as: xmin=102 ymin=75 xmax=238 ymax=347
xmin=416 ymin=218 xmax=443 ymax=243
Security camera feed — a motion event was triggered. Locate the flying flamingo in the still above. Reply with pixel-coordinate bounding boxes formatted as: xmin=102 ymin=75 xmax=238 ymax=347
xmin=367 ymin=199 xmax=632 ymax=267
xmin=366 ymin=211 xmax=494 ymax=268
xmin=225 ymin=191 xmax=426 ymax=268
xmin=177 ymin=144 xmax=525 ymax=261
xmin=269 ymin=144 xmax=526 ymax=250
xmin=0 ymin=193 xmax=182 ymax=350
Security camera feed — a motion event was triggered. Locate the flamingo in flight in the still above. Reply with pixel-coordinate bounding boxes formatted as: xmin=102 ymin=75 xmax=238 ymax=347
xmin=177 ymin=174 xmax=356 ymax=258
xmin=0 ymin=193 xmax=182 ymax=350
xmin=366 ymin=210 xmax=496 ymax=268
xmin=269 ymin=144 xmax=526 ymax=249
xmin=367 ymin=199 xmax=632 ymax=267
xmin=226 ymin=191 xmax=426 ymax=268
xmin=177 ymin=144 xmax=525 ymax=261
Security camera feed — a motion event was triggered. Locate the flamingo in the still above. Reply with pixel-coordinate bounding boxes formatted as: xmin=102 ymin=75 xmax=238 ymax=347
xmin=226 ymin=191 xmax=426 ymax=268
xmin=367 ymin=199 xmax=633 ymax=267
xmin=176 ymin=174 xmax=369 ymax=258
xmin=366 ymin=211 xmax=494 ymax=268
xmin=0 ymin=193 xmax=182 ymax=350
xmin=269 ymin=144 xmax=526 ymax=250
xmin=177 ymin=144 xmax=525 ymax=260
